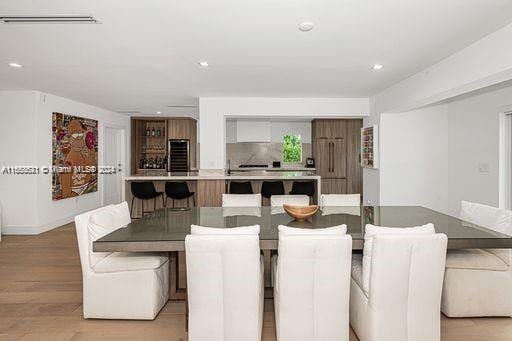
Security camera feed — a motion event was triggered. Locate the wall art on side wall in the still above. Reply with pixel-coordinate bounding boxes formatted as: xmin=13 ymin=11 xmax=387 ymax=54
xmin=361 ymin=125 xmax=379 ymax=169
xmin=52 ymin=112 xmax=98 ymax=200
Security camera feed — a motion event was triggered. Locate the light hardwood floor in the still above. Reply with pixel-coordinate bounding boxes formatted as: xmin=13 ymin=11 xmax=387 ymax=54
xmin=1 ymin=224 xmax=511 ymax=340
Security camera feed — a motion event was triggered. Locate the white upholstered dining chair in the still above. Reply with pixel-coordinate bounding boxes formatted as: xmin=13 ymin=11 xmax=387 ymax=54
xmin=441 ymin=201 xmax=512 ymax=317
xmin=320 ymin=194 xmax=361 ymax=216
xmin=186 ymin=224 xmax=264 ymax=341
xmin=222 ymin=193 xmax=262 ymax=207
xmin=350 ymin=224 xmax=447 ymax=341
xmin=270 ymin=194 xmax=309 ymax=207
xmin=320 ymin=194 xmax=361 ymax=207
xmin=272 ymin=224 xmax=352 ymax=341
xmin=74 ymin=202 xmax=169 ymax=319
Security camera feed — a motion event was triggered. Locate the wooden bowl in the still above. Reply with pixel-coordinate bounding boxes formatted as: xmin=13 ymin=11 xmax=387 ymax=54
xmin=283 ymin=204 xmax=319 ymax=222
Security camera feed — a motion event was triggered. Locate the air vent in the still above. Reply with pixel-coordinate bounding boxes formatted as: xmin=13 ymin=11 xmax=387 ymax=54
xmin=166 ymin=105 xmax=198 ymax=108
xmin=0 ymin=15 xmax=98 ymax=24
xmin=117 ymin=110 xmax=141 ymax=114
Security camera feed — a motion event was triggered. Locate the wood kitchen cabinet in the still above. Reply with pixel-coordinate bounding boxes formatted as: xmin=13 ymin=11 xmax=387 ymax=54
xmin=312 ymin=119 xmax=362 ymax=195
xmin=312 ymin=119 xmax=345 ymax=138
xmin=321 ymin=179 xmax=347 ymax=194
xmin=345 ymin=119 xmax=363 ymax=194
xmin=167 ymin=118 xmax=197 ymax=169
xmin=131 ymin=117 xmax=197 ymax=174
xmin=314 ymin=138 xmax=346 ymax=178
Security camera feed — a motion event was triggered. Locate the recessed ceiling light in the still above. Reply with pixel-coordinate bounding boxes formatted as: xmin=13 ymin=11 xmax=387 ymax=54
xmin=156 ymin=111 xmax=162 ymax=114
xmin=8 ymin=62 xmax=23 ymax=68
xmin=372 ymin=64 xmax=383 ymax=70
xmin=198 ymin=61 xmax=209 ymax=67
xmin=298 ymin=22 xmax=314 ymax=32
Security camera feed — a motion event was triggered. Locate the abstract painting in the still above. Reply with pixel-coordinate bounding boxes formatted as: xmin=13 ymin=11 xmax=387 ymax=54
xmin=52 ymin=112 xmax=98 ymax=200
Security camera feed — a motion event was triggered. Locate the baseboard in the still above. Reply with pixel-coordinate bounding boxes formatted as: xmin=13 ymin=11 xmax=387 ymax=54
xmin=1 ymin=215 xmax=75 ymax=235
xmin=2 ymin=225 xmax=43 ymax=235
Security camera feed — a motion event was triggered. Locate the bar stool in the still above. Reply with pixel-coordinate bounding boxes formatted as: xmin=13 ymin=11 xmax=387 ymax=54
xmin=229 ymin=181 xmax=254 ymax=194
xmin=290 ymin=181 xmax=315 ymax=200
xmin=261 ymin=181 xmax=285 ymax=199
xmin=165 ymin=181 xmax=196 ymax=208
xmin=130 ymin=181 xmax=164 ymax=219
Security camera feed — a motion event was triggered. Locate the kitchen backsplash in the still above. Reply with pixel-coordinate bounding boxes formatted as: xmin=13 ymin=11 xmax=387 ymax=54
xmin=226 ymin=142 xmax=312 ymax=168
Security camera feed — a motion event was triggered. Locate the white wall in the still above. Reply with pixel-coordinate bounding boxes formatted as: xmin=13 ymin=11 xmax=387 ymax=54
xmin=362 ymin=113 xmax=382 ymax=205
xmin=226 ymin=119 xmax=312 ymax=144
xmin=446 ymin=85 xmax=511 ymax=215
xmin=270 ymin=121 xmax=311 ymax=144
xmin=200 ymin=97 xmax=369 ymax=169
xmin=365 ymin=22 xmax=512 ymax=205
xmin=0 ymin=91 xmax=39 ymax=230
xmin=380 ymin=105 xmax=450 ymax=214
xmin=0 ymin=90 xmax=131 ymax=234
xmin=378 ymin=84 xmax=512 ymax=216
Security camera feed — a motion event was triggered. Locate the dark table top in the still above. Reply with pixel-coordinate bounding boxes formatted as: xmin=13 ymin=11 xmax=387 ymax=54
xmin=94 ymin=206 xmax=512 ymax=251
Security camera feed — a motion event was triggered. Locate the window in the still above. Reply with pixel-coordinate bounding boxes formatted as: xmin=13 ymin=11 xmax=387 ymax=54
xmin=283 ymin=133 xmax=302 ymax=163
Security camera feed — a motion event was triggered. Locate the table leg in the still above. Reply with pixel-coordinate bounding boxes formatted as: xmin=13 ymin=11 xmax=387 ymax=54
xmin=169 ymin=251 xmax=186 ymax=300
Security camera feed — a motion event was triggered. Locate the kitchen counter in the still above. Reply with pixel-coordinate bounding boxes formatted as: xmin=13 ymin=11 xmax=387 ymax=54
xmin=125 ymin=170 xmax=319 ymax=181
xmin=231 ymin=167 xmax=316 ymax=172
xmin=123 ymin=170 xmax=321 ymax=210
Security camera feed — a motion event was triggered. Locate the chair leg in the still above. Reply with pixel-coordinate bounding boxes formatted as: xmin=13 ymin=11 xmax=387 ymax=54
xmin=187 ymin=197 xmax=189 ymax=208
xmin=172 ymin=199 xmax=175 ymax=208
xmin=161 ymin=194 xmax=165 ymax=208
xmin=185 ymin=290 xmax=189 ymax=332
xmin=130 ymin=196 xmax=135 ymax=219
xmin=154 ymin=197 xmax=157 ymax=212
xmin=193 ymin=194 xmax=196 ymax=207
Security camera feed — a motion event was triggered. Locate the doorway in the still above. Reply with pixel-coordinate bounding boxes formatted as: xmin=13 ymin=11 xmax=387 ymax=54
xmin=103 ymin=126 xmax=125 ymax=205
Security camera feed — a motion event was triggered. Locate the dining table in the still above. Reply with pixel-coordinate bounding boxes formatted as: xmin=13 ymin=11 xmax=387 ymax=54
xmin=94 ymin=206 xmax=512 ymax=252
xmin=93 ymin=206 xmax=512 ymax=299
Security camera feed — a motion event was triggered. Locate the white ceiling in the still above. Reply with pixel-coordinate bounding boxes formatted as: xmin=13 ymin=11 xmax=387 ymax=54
xmin=1 ymin=0 xmax=512 ymax=116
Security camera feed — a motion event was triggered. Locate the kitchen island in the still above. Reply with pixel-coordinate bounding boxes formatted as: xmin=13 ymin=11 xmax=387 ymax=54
xmin=123 ymin=170 xmax=321 ymax=215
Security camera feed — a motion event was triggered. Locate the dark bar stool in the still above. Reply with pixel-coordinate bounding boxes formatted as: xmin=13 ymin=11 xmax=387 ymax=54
xmin=165 ymin=181 xmax=196 ymax=208
xmin=130 ymin=181 xmax=164 ymax=219
xmin=229 ymin=181 xmax=254 ymax=194
xmin=261 ymin=181 xmax=285 ymax=198
xmin=290 ymin=181 xmax=316 ymax=198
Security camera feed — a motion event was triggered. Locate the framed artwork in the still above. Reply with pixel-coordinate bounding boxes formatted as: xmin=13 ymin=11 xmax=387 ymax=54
xmin=361 ymin=125 xmax=379 ymax=169
xmin=52 ymin=112 xmax=98 ymax=200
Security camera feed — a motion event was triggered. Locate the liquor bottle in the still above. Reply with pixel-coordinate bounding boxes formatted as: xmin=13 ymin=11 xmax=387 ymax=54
xmin=151 ymin=127 xmax=156 ymax=136
xmin=146 ymin=126 xmax=150 ymax=136
xmin=157 ymin=127 xmax=161 ymax=136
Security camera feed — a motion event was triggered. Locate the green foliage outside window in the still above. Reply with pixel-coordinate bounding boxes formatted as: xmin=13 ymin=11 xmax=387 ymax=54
xmin=283 ymin=133 xmax=302 ymax=163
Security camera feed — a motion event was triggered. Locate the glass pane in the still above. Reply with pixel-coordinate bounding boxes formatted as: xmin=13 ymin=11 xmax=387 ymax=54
xmin=283 ymin=133 xmax=302 ymax=163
